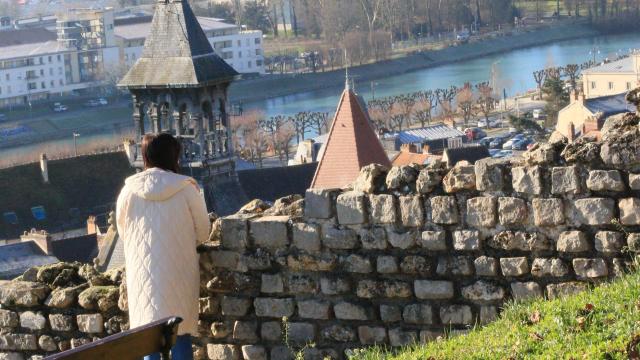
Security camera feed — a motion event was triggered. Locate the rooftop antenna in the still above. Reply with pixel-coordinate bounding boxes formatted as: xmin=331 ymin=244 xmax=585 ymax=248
xmin=344 ymin=49 xmax=350 ymax=91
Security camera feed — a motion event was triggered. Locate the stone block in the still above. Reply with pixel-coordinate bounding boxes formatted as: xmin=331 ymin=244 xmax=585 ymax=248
xmin=221 ymin=297 xmax=251 ymax=316
xmin=573 ymin=258 xmax=609 ymax=279
xmin=619 ymin=198 xmax=640 ymax=225
xmin=475 ymin=158 xmax=507 ymax=191
xmin=551 ymin=166 xmax=581 ymax=195
xmin=0 ymin=334 xmax=37 ymax=351
xmin=532 ymin=198 xmax=565 ymax=226
xmin=356 ymin=280 xmax=382 ymax=299
xmin=261 ymin=274 xmax=284 ymax=294
xmin=0 ymin=353 xmax=24 ymax=360
xmin=466 ymin=197 xmax=497 ymax=227
xmin=416 ymin=167 xmax=443 ymax=194
xmin=440 ymin=305 xmax=473 ymax=325
xmin=443 ymin=163 xmax=476 ymax=193
xmin=76 ymin=314 xmax=103 ymax=334
xmin=336 ymin=192 xmax=367 ymax=225
xmin=453 ymin=230 xmax=481 ymax=251
xmin=500 ymin=257 xmax=529 ymax=277
xmin=436 ymin=257 xmax=473 ymax=276
xmin=382 ymin=281 xmax=412 ymax=298
xmin=359 ymin=227 xmax=388 ymax=250
xmin=297 ymin=300 xmax=330 ymax=320
xmin=269 ymin=347 xmax=292 ymax=360
xmin=287 ymin=323 xmax=315 ymax=344
xmin=0 ymin=311 xmax=18 ymax=329
xmin=19 ymin=312 xmax=46 ymax=331
xmin=630 ymin=173 xmax=640 ymax=190
xmin=414 ymin=280 xmax=454 ymax=300
xmin=48 ymin=314 xmax=74 ymax=332
xmin=286 ymin=274 xmax=318 ymax=294
xmin=388 ymin=329 xmax=417 ymax=347
xmin=334 ymin=302 xmax=368 ymax=321
xmin=419 ymin=231 xmax=447 ymax=251
xmin=420 ymin=330 xmax=443 ymax=343
xmin=369 ymin=195 xmax=397 ymax=224
xmin=398 ymin=196 xmax=424 ymax=227
xmin=587 ymin=170 xmax=625 ymax=192
xmin=479 ymin=306 xmax=498 ymax=325
xmin=211 ymin=322 xmax=232 ymax=339
xmin=251 ymin=216 xmax=289 ymax=250
xmin=380 ymin=305 xmax=402 ymax=323
xmin=260 ymin=322 xmax=281 ymax=342
xmin=358 ymin=326 xmax=387 ymax=345
xmin=595 ymin=231 xmax=624 ymax=253
xmin=220 ymin=215 xmax=249 ymax=251
xmin=241 ymin=345 xmax=266 ymax=360
xmin=573 ymin=198 xmax=615 ymax=225
xmin=320 ymin=278 xmax=350 ymax=295
xmin=386 ymin=166 xmax=418 ymax=189
xmin=557 ymin=231 xmax=590 ymax=252
xmin=304 ymin=189 xmax=334 ymax=219
xmin=628 ymin=233 xmax=640 ymax=252
xmin=38 ymin=335 xmax=56 ymax=352
xmin=287 ymin=251 xmax=338 ymax=272
xmin=208 ymin=251 xmax=240 ymax=271
xmin=207 ymin=344 xmax=240 ymax=360
xmin=474 ymin=256 xmax=498 ymax=276
xmin=498 ymin=197 xmax=527 ymax=225
xmin=462 ymin=281 xmax=505 ymax=304
xmin=321 ymin=325 xmax=356 ymax=342
xmin=546 ymin=282 xmax=589 ymax=299
xmin=512 ymin=166 xmax=542 ymax=195
xmin=430 ymin=196 xmax=459 ymax=224
xmin=44 ymin=288 xmax=76 ymax=309
xmin=400 ymin=256 xmax=432 ymax=275
xmin=199 ymin=297 xmax=219 ymax=315
xmin=254 ymin=298 xmax=295 ymax=318
xmin=511 ymin=282 xmax=542 ymax=300
xmin=233 ymin=321 xmax=258 ymax=342
xmin=387 ymin=229 xmax=417 ymax=249
xmin=321 ymin=224 xmax=358 ymax=250
xmin=0 ymin=281 xmax=49 ymax=308
xmin=402 ymin=304 xmax=433 ymax=324
xmin=376 ymin=256 xmax=398 ymax=274
xmin=531 ymin=258 xmax=569 ymax=277
xmin=340 ymin=255 xmax=372 ymax=273
xmin=292 ymin=223 xmax=321 ymax=253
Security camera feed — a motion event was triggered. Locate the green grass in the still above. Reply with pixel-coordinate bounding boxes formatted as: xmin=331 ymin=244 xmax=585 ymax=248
xmin=354 ymin=269 xmax=640 ymax=360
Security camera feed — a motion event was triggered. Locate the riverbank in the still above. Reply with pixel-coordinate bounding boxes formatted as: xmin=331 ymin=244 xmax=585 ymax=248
xmin=229 ymin=22 xmax=601 ymax=103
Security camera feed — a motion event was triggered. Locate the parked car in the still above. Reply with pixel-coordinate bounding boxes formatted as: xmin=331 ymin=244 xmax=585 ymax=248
xmin=479 ymin=137 xmax=494 ymax=147
xmin=464 ymin=127 xmax=487 ymax=140
xmin=97 ymin=98 xmax=108 ymax=106
xmin=493 ymin=150 xmax=513 ymax=158
xmin=84 ymin=99 xmax=101 ymax=107
xmin=489 ymin=149 xmax=501 ymax=157
xmin=0 ymin=114 xmax=7 ymax=122
xmin=489 ymin=136 xmax=509 ymax=149
xmin=511 ymin=137 xmax=534 ymax=150
xmin=53 ymin=103 xmax=68 ymax=112
xmin=502 ymin=134 xmax=525 ymax=150
xmin=456 ymin=31 xmax=470 ymax=42
xmin=532 ymin=109 xmax=546 ymax=120
xmin=477 ymin=118 xmax=501 ymax=128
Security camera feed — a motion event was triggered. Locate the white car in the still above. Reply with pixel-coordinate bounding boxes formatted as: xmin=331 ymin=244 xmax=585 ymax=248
xmin=97 ymin=98 xmax=108 ymax=106
xmin=532 ymin=109 xmax=545 ymax=119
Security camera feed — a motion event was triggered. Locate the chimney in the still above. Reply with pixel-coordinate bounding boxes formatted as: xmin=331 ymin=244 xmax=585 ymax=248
xmin=570 ymin=90 xmax=585 ymax=105
xmin=87 ymin=216 xmax=98 ymax=235
xmin=422 ymin=144 xmax=431 ymax=154
xmin=567 ymin=122 xmax=576 ymax=143
xmin=400 ymin=143 xmax=418 ymax=153
xmin=40 ymin=153 xmax=49 ymax=184
xmin=21 ymin=229 xmax=53 ymax=255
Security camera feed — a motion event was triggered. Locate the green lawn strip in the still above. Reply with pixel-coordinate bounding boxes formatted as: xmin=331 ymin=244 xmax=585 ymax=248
xmin=355 ymin=271 xmax=640 ymax=360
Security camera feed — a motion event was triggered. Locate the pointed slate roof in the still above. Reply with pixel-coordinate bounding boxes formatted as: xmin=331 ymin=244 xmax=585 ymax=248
xmin=311 ymin=89 xmax=391 ymax=189
xmin=119 ymin=0 xmax=238 ymax=89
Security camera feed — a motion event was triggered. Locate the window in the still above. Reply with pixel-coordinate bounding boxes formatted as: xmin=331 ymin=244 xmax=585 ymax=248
xmin=222 ymin=51 xmax=233 ymax=60
xmin=57 ymin=54 xmax=61 ymax=61
xmin=39 ymin=57 xmax=43 ymax=65
xmin=237 ymin=40 xmax=241 ymax=47
xmin=59 ymin=79 xmax=63 ymax=86
xmin=7 ymin=86 xmax=10 ymax=94
xmin=48 ymin=56 xmax=52 ymax=63
xmin=246 ymin=39 xmax=250 ymax=46
xmin=58 ymin=67 xmax=63 ymax=75
xmin=27 ymin=82 xmax=37 ymax=90
xmin=255 ymin=38 xmax=261 ymax=45
xmin=40 ymin=69 xmax=44 ymax=76
xmin=5 ymin=74 xmax=9 ymax=81
xmin=41 ymin=81 xmax=45 ymax=89
xmin=238 ymin=51 xmax=242 ymax=58
xmin=248 ymin=61 xmax=252 ymax=68
xmin=49 ymin=68 xmax=54 ymax=76
xmin=608 ymin=82 xmax=614 ymax=90
xmin=256 ymin=59 xmax=263 ymax=66
xmin=591 ymin=81 xmax=596 ymax=89
xmin=627 ymin=82 xmax=632 ymax=90
xmin=255 ymin=49 xmax=261 ymax=56
xmin=50 ymin=80 xmax=54 ymax=87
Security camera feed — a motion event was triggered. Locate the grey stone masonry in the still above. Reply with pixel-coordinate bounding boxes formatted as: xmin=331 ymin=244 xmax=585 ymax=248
xmin=334 ymin=302 xmax=368 ymax=321
xmin=430 ymin=196 xmax=459 ymax=224
xmin=498 ymin=197 xmax=527 ymax=225
xmin=254 ymin=298 xmax=294 ymax=318
xmin=619 ymin=198 xmax=640 ymax=225
xmin=369 ymin=195 xmax=397 ymax=224
xmin=466 ymin=197 xmax=497 ymax=228
xmin=475 ymin=158 xmax=508 ymax=192
xmin=76 ymin=314 xmax=103 ymax=334
xmin=0 ymin=310 xmax=18 ymax=329
xmin=546 ymin=282 xmax=589 ymax=299
xmin=551 ymin=166 xmax=581 ymax=195
xmin=532 ymin=198 xmax=565 ymax=226
xmin=377 ymin=256 xmax=399 ymax=274
xmin=402 ymin=304 xmax=433 ymax=324
xmin=573 ymin=258 xmax=609 ymax=279
xmin=18 ymin=312 xmax=46 ymax=331
xmin=336 ymin=192 xmax=367 ymax=225
xmin=292 ymin=223 xmax=321 ymax=253
xmin=474 ymin=256 xmax=498 ymax=276
xmin=220 ymin=215 xmax=250 ymax=251
xmin=440 ymin=305 xmax=473 ymax=325
xmin=630 ymin=173 xmax=640 ymax=190
xmin=453 ymin=230 xmax=481 ymax=251
xmin=414 ymin=280 xmax=454 ymax=300
xmin=322 ymin=224 xmax=358 ymax=250
xmin=387 ymin=229 xmax=417 ymax=250
xmin=298 ymin=300 xmax=330 ymax=320
xmin=531 ymin=258 xmax=569 ymax=277
xmin=360 ymin=227 xmax=388 ymax=250
xmin=572 ymin=198 xmax=615 ymax=225
xmin=251 ymin=216 xmax=289 ymax=251
xmin=511 ymin=166 xmax=542 ymax=194
xmin=305 ymin=189 xmax=335 ymax=219
xmin=500 ymin=258 xmax=529 ymax=277
xmin=398 ymin=196 xmax=424 ymax=227
xmin=557 ymin=231 xmax=591 ymax=253
xmin=594 ymin=231 xmax=624 ymax=254
xmin=419 ymin=231 xmax=447 ymax=251
xmin=587 ymin=170 xmax=625 ymax=192
xmin=511 ymin=282 xmax=542 ymax=300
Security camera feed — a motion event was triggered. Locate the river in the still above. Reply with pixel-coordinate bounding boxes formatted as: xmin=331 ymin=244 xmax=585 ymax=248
xmin=2 ymin=32 xmax=640 ymax=164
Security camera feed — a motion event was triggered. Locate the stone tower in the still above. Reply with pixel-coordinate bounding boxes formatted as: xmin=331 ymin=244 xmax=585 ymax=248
xmin=118 ymin=0 xmax=239 ymax=178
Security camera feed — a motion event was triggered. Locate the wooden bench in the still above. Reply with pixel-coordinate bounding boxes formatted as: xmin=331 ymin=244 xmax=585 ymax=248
xmin=46 ymin=317 xmax=182 ymax=360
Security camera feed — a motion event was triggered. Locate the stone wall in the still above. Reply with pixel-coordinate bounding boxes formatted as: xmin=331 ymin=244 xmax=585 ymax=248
xmin=2 ymin=114 xmax=640 ymax=360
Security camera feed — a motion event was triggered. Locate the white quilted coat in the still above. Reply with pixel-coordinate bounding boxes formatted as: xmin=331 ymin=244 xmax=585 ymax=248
xmin=116 ymin=168 xmax=210 ymax=336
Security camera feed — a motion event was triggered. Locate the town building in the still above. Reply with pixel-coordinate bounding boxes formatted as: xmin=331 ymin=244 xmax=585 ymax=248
xmin=382 ymin=124 xmax=466 ymax=153
xmin=582 ymin=53 xmax=640 ymax=99
xmin=311 ymin=81 xmax=391 ymax=189
xmin=556 ymin=92 xmax=635 ymax=141
xmin=391 ymin=143 xmax=441 ymax=166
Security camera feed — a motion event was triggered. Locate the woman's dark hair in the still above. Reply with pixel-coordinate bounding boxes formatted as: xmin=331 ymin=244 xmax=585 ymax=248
xmin=141 ymin=133 xmax=181 ymax=173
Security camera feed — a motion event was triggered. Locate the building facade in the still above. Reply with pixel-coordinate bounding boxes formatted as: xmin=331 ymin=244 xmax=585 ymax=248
xmin=582 ymin=53 xmax=640 ymax=99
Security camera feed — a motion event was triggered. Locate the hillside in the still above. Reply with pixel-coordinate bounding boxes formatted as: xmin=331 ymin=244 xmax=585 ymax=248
xmin=354 ymin=268 xmax=640 ymax=360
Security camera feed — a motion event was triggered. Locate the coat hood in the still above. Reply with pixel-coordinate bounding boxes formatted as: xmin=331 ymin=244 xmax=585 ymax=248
xmin=125 ymin=168 xmax=197 ymax=201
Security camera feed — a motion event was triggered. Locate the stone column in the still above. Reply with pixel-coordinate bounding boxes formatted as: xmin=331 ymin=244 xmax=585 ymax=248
xmin=193 ymin=112 xmax=205 ymax=158
xmin=150 ymin=105 xmax=161 ymax=133
xmin=133 ymin=102 xmax=145 ymax=139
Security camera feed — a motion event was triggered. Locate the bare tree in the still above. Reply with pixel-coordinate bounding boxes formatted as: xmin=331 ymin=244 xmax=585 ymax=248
xmin=533 ymin=70 xmax=547 ymax=99
xmin=414 ymin=90 xmax=437 ymax=127
xmin=456 ymin=83 xmax=476 ymax=126
xmin=475 ymin=82 xmax=497 ymax=127
xmin=358 ymin=0 xmax=383 ymax=59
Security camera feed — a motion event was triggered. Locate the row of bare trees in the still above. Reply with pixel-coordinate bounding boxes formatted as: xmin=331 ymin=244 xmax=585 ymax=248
xmin=231 ymin=110 xmax=331 ymax=167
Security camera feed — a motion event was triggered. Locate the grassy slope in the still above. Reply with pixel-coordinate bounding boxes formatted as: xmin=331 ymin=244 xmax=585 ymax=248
xmin=356 ymin=271 xmax=640 ymax=360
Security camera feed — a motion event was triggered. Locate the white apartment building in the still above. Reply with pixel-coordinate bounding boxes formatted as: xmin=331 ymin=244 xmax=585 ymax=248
xmin=114 ymin=15 xmax=265 ymax=74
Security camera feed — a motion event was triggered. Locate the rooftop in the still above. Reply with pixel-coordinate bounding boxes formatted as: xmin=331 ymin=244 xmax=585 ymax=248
xmin=442 ymin=145 xmax=490 ymax=167
xmin=0 ymin=241 xmax=57 ymax=280
xmin=584 ymin=92 xmax=636 ymax=117
xmin=113 ymin=15 xmax=236 ymax=41
xmin=0 ymin=28 xmax=66 ymax=60
xmin=385 ymin=124 xmax=466 ymax=144
xmin=582 ymin=56 xmax=635 ymax=74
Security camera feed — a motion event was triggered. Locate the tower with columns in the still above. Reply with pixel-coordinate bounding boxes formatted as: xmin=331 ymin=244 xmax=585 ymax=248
xmin=118 ymin=0 xmax=239 ymax=177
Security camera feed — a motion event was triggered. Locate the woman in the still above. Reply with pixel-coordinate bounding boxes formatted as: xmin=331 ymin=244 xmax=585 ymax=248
xmin=116 ymin=133 xmax=210 ymax=360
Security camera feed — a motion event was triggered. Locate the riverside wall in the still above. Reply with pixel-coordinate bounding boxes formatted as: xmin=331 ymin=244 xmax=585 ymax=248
xmin=2 ymin=113 xmax=640 ymax=360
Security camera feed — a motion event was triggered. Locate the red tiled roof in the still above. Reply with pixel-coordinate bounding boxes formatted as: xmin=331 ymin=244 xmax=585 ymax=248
xmin=392 ymin=151 xmax=440 ymax=167
xmin=311 ymin=89 xmax=391 ymax=189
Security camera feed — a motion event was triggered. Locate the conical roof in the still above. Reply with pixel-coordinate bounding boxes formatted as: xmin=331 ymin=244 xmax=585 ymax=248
xmin=119 ymin=0 xmax=238 ymax=89
xmin=311 ymin=88 xmax=391 ymax=189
